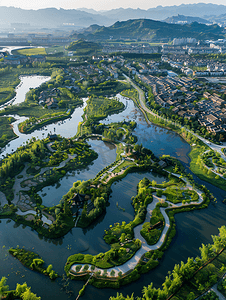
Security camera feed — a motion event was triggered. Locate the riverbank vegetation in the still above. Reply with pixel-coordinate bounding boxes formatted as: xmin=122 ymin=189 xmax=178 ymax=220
xmin=18 ymin=109 xmax=73 ymax=134
xmin=0 ymin=66 xmax=49 ymax=106
xmin=9 ymin=248 xmax=58 ymax=280
xmin=109 ymin=226 xmax=226 ymax=300
xmin=85 ymin=95 xmax=124 ymax=121
xmin=0 ymin=116 xmax=17 ymax=149
xmin=0 ymin=277 xmax=41 ymax=300
xmin=122 ymin=79 xmax=226 ymax=192
xmin=0 ymin=70 xmax=84 ymax=134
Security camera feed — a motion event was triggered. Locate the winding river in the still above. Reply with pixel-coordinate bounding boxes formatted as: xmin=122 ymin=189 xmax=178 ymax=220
xmin=0 ymin=75 xmax=50 ymax=111
xmin=0 ymin=77 xmax=226 ymax=300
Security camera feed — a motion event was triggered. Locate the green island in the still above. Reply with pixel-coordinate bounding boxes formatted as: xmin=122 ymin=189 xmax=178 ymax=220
xmin=77 ymin=95 xmax=125 ymax=137
xmin=9 ymin=248 xmax=58 ymax=280
xmin=0 ymin=135 xmax=98 ymax=238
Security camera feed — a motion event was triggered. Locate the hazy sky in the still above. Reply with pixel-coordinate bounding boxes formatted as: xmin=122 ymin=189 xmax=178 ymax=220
xmin=0 ymin=0 xmax=225 ymax=10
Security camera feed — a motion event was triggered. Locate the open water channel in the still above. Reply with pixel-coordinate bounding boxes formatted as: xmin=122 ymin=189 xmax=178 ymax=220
xmin=0 ymin=76 xmax=226 ymax=300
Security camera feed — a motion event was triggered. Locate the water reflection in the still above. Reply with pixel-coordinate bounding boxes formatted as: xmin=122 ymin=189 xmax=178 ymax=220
xmin=1 ymin=88 xmax=225 ymax=299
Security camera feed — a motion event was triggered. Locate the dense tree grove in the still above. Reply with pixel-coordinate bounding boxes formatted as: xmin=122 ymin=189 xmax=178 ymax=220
xmin=0 ymin=277 xmax=41 ymax=299
xmin=0 ymin=138 xmax=46 ymax=180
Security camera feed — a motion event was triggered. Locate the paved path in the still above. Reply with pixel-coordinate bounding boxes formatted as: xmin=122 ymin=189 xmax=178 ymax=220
xmin=46 ymin=142 xmax=55 ymax=152
xmin=70 ymin=179 xmax=204 ymax=278
xmin=211 ymin=284 xmax=226 ymax=300
xmin=12 ymin=153 xmax=77 ymax=205
xmin=0 ymin=191 xmax=8 ymax=206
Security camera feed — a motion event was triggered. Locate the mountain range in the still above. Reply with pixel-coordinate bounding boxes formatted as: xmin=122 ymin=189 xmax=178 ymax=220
xmin=71 ymin=19 xmax=225 ymax=42
xmin=164 ymin=15 xmax=211 ymax=25
xmin=0 ymin=3 xmax=226 ymax=29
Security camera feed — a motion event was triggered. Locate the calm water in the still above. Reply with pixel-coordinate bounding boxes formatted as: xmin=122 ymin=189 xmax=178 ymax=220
xmin=0 ymin=75 xmax=50 ymax=110
xmin=38 ymin=139 xmax=117 ymax=207
xmin=0 ymin=78 xmax=225 ymax=300
xmin=0 ymin=104 xmax=86 ymax=159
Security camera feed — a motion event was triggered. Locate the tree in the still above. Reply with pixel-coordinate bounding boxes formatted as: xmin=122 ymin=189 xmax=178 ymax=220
xmin=46 ymin=264 xmax=53 ymax=274
xmin=199 ymin=244 xmax=212 ymax=263
xmin=186 ymin=292 xmax=195 ymax=300
xmin=56 ymin=75 xmax=63 ymax=85
xmin=156 ymin=190 xmax=162 ymax=197
xmin=0 ymin=277 xmax=8 ymax=296
xmin=49 ymin=270 xmax=58 ymax=280
xmin=151 ymin=180 xmax=157 ymax=187
xmin=218 ymin=226 xmax=226 ymax=247
xmin=21 ymin=288 xmax=41 ymax=300
xmin=120 ymin=233 xmax=126 ymax=243
xmin=16 ymin=283 xmax=28 ymax=296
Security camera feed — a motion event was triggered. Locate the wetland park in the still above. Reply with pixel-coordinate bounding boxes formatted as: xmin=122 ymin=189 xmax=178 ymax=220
xmin=1 ymin=46 xmax=226 ymax=300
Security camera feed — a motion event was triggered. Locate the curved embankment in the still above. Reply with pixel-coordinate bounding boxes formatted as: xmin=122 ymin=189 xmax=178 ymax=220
xmin=125 ymin=75 xmax=226 ymax=158
xmin=70 ymin=177 xmax=204 ymax=278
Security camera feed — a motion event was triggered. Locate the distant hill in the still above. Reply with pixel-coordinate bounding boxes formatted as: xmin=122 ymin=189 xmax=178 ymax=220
xmin=70 ymin=25 xmax=102 ymax=40
xmin=67 ymin=39 xmax=102 ymax=55
xmin=164 ymin=14 xmax=210 ymax=25
xmin=205 ymin=13 xmax=226 ymax=25
xmin=79 ymin=19 xmax=225 ymax=42
xmin=0 ymin=6 xmax=112 ymax=28
xmin=78 ymin=24 xmax=102 ymax=35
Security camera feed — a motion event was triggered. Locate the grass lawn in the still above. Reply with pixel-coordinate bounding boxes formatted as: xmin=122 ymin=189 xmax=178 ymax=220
xmin=163 ymin=187 xmax=197 ymax=204
xmin=112 ymin=160 xmax=134 ymax=173
xmin=85 ymin=96 xmax=124 ymax=120
xmin=17 ymin=48 xmax=47 ymax=56
xmin=189 ymin=145 xmax=226 ymax=191
xmin=3 ymin=104 xmax=66 ymax=118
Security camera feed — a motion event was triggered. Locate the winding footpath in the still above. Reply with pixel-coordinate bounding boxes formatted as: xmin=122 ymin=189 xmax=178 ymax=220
xmin=11 ymin=143 xmax=77 ymax=224
xmin=70 ymin=177 xmax=204 ymax=278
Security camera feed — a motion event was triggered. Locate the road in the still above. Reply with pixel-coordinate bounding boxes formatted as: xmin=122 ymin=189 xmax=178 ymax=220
xmin=124 ymin=74 xmax=226 ymax=160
